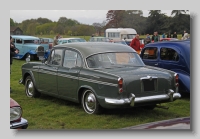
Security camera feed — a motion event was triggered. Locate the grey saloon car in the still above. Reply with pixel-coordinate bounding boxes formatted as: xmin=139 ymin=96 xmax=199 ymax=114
xmin=19 ymin=42 xmax=181 ymax=114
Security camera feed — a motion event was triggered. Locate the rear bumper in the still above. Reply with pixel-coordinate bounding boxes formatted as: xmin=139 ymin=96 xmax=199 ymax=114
xmin=10 ymin=118 xmax=28 ymax=129
xmin=105 ymin=89 xmax=181 ymax=106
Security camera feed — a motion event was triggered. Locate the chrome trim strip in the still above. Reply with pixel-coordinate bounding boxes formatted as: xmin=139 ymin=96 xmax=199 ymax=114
xmin=57 ymin=73 xmax=78 ymax=80
xmin=79 ymin=77 xmax=118 ymax=87
xmin=24 ymin=69 xmax=118 ymax=87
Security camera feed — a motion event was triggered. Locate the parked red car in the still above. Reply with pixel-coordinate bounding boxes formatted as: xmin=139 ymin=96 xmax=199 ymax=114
xmin=160 ymin=38 xmax=179 ymax=41
xmin=10 ymin=98 xmax=28 ymax=129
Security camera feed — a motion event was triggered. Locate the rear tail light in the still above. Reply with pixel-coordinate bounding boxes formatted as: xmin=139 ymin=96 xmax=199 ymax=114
xmin=118 ymin=78 xmax=123 ymax=93
xmin=174 ymin=73 xmax=179 ymax=87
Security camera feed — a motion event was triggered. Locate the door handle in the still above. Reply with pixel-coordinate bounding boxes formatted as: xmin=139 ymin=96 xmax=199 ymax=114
xmin=155 ymin=63 xmax=158 ymax=66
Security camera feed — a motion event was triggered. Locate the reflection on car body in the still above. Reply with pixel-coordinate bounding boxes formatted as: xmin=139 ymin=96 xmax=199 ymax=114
xmin=19 ymin=42 xmax=181 ymax=114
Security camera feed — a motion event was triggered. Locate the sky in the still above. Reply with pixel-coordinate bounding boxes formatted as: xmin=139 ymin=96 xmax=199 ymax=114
xmin=10 ymin=10 xmax=181 ymax=25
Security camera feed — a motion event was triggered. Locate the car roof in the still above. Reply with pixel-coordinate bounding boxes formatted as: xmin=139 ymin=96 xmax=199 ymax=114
xmin=146 ymin=40 xmax=190 ymax=49
xmin=91 ymin=37 xmax=109 ymax=38
xmin=11 ymin=35 xmax=39 ymax=40
xmin=53 ymin=42 xmax=135 ymax=58
xmin=58 ymin=38 xmax=84 ymax=40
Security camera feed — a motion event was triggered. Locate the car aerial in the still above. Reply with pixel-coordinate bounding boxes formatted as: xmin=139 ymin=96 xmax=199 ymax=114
xmin=122 ymin=117 xmax=190 ymax=130
xmin=11 ymin=35 xmax=50 ymax=60
xmin=57 ymin=38 xmax=86 ymax=45
xmin=10 ymin=98 xmax=28 ymax=129
xmin=88 ymin=37 xmax=111 ymax=42
xmin=140 ymin=40 xmax=190 ymax=93
xmin=160 ymin=38 xmax=179 ymax=41
xmin=40 ymin=38 xmax=54 ymax=49
xmin=19 ymin=42 xmax=181 ymax=115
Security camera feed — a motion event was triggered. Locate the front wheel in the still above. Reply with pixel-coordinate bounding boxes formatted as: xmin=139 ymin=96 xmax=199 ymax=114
xmin=25 ymin=76 xmax=41 ymax=98
xmin=25 ymin=53 xmax=34 ymax=61
xmin=81 ymin=89 xmax=101 ymax=114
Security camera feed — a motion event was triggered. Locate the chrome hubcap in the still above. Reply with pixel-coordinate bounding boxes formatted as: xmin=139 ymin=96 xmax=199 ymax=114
xmin=27 ymin=80 xmax=33 ymax=96
xmin=85 ymin=92 xmax=96 ymax=112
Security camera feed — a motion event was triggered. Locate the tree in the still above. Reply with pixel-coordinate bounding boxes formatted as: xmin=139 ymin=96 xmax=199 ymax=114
xmin=92 ymin=21 xmax=106 ymax=36
xmin=106 ymin=10 xmax=126 ymax=28
xmin=10 ymin=18 xmax=15 ymax=26
xmin=171 ymin=10 xmax=188 ymax=16
xmin=36 ymin=17 xmax=52 ymax=24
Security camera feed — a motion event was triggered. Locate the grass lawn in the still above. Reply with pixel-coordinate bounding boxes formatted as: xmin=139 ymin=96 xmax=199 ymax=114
xmin=10 ymin=57 xmax=190 ymax=129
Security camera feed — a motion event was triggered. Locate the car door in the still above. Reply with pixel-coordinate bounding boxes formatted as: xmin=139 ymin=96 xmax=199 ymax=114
xmin=159 ymin=46 xmax=182 ymax=70
xmin=57 ymin=49 xmax=82 ymax=99
xmin=38 ymin=49 xmax=63 ymax=95
xmin=141 ymin=46 xmax=160 ymax=67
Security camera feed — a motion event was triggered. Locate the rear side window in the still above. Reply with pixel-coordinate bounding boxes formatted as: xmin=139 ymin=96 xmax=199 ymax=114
xmin=142 ymin=47 xmax=158 ymax=60
xmin=160 ymin=47 xmax=179 ymax=61
xmin=63 ymin=50 xmax=82 ymax=68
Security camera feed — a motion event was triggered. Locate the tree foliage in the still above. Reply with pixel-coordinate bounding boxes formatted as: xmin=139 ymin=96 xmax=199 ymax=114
xmin=10 ymin=18 xmax=15 ymax=27
xmin=10 ymin=11 xmax=190 ymax=36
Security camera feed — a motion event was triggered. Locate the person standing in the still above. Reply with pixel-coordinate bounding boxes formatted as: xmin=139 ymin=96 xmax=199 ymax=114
xmin=154 ymin=31 xmax=160 ymax=42
xmin=181 ymin=32 xmax=189 ymax=40
xmin=144 ymin=34 xmax=151 ymax=45
xmin=152 ymin=32 xmax=155 ymax=42
xmin=162 ymin=33 xmax=166 ymax=38
xmin=130 ymin=34 xmax=140 ymax=53
xmin=173 ymin=32 xmax=177 ymax=38
xmin=10 ymin=36 xmax=19 ymax=92
xmin=53 ymin=35 xmax=58 ymax=47
xmin=182 ymin=30 xmax=186 ymax=37
xmin=167 ymin=33 xmax=171 ymax=38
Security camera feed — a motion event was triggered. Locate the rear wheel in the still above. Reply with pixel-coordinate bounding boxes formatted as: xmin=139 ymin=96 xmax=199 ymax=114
xmin=81 ymin=89 xmax=101 ymax=114
xmin=25 ymin=76 xmax=41 ymax=98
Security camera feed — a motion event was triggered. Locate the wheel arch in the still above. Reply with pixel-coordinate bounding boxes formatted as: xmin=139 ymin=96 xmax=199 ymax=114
xmin=77 ymin=85 xmax=98 ymax=104
xmin=22 ymin=71 xmax=38 ymax=90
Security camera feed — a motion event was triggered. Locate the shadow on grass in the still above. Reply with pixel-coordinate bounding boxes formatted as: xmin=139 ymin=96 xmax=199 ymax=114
xmin=38 ymin=93 xmax=185 ymax=119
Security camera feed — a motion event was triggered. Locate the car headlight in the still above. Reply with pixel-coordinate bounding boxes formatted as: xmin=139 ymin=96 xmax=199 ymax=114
xmin=10 ymin=107 xmax=22 ymax=122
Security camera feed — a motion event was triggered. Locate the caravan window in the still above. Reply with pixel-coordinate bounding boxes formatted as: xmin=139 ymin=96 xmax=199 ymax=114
xmin=108 ymin=32 xmax=120 ymax=38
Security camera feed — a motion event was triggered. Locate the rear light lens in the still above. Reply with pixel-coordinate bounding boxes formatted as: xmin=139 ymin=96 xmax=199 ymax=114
xmin=174 ymin=73 xmax=179 ymax=87
xmin=118 ymin=78 xmax=123 ymax=93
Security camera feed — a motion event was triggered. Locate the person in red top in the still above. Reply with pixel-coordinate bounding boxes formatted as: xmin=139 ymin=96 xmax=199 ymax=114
xmin=130 ymin=34 xmax=140 ymax=53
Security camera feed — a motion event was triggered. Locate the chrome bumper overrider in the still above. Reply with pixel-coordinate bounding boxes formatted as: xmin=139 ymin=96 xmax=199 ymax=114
xmin=105 ymin=89 xmax=181 ymax=106
xmin=10 ymin=118 xmax=28 ymax=129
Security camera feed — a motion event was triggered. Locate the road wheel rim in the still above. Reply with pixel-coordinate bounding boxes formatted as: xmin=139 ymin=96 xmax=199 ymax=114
xmin=84 ymin=91 xmax=96 ymax=113
xmin=26 ymin=80 xmax=33 ymax=96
